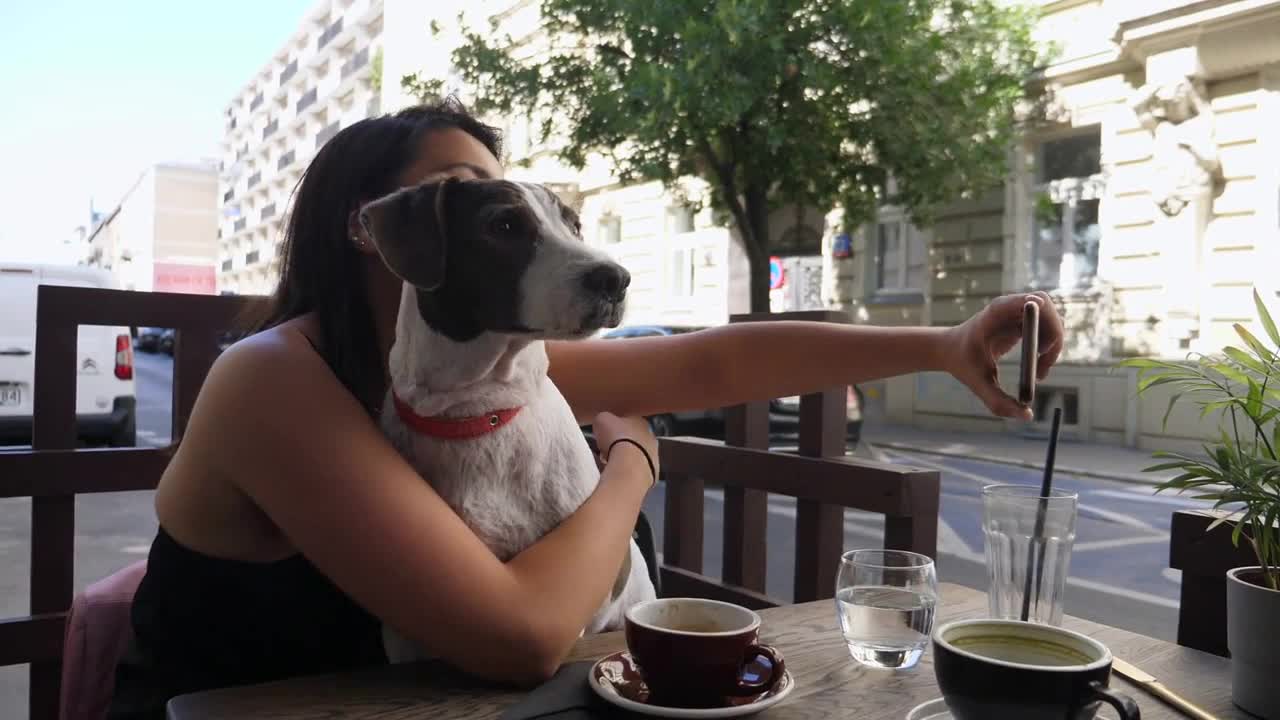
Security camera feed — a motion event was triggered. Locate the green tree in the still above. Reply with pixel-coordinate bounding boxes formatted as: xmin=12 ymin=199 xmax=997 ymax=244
xmin=405 ymin=0 xmax=1043 ymax=312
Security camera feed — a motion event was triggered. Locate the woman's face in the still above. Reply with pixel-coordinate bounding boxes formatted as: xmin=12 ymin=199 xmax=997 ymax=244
xmin=399 ymin=127 xmax=504 ymax=187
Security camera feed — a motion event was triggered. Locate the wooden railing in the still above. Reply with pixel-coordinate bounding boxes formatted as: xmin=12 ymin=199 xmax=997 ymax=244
xmin=1169 ymin=508 xmax=1256 ymax=657
xmin=0 ymin=293 xmax=941 ymax=719
xmin=656 ymin=311 xmax=940 ymax=609
xmin=0 ymin=285 xmax=252 ymax=719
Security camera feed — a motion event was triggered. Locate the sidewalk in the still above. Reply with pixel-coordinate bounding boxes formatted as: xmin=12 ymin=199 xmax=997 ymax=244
xmin=860 ymin=423 xmax=1176 ymax=485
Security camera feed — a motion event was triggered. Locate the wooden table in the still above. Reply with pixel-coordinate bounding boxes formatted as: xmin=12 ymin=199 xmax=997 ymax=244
xmin=167 ymin=583 xmax=1241 ymax=719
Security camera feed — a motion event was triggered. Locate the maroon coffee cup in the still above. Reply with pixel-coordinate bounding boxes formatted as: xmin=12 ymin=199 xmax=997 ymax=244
xmin=624 ymin=598 xmax=785 ymax=708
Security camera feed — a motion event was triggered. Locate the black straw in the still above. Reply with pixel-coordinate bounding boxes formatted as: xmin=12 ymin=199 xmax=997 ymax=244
xmin=1021 ymin=407 xmax=1062 ymax=622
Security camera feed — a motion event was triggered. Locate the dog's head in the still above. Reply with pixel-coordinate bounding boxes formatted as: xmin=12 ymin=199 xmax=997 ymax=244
xmin=359 ymin=178 xmax=630 ymax=342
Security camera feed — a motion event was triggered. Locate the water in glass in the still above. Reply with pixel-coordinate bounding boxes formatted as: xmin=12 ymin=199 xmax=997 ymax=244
xmin=835 ymin=549 xmax=938 ymax=669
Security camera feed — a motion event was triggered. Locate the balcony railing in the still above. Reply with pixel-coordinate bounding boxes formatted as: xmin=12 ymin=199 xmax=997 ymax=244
xmin=280 ymin=59 xmax=298 ymax=86
xmin=318 ymin=17 xmax=344 ymax=49
xmin=278 ymin=149 xmax=295 ymax=170
xmin=247 ymin=171 xmax=261 ymax=189
xmin=263 ymin=119 xmax=279 ymax=140
xmin=261 ymin=202 xmax=276 ymax=221
xmin=341 ymin=47 xmax=369 ymax=80
xmin=246 ymin=250 xmax=261 ymax=265
xmin=234 ymin=218 xmax=247 ymax=233
xmin=250 ymin=92 xmax=264 ymax=111
xmin=296 ymin=87 xmax=317 ymax=114
xmin=221 ymin=259 xmax=232 ymax=272
xmin=316 ymin=120 xmax=340 ymax=149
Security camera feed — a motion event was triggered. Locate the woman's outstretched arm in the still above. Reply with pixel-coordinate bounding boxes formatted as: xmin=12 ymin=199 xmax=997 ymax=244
xmin=549 ymin=292 xmax=1064 ymax=423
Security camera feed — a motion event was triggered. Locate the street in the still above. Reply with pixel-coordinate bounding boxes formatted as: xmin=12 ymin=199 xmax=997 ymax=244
xmin=0 ymin=353 xmax=1211 ymax=715
xmin=639 ymin=446 xmax=1208 ymax=643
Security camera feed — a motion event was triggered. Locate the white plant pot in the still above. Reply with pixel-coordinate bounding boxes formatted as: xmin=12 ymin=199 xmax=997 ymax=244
xmin=1227 ymin=566 xmax=1280 ymax=718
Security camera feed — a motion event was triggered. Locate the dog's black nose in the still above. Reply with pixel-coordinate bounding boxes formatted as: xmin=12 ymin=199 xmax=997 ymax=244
xmin=582 ymin=263 xmax=631 ymax=301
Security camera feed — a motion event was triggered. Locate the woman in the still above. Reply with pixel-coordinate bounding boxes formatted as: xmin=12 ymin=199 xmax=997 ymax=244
xmin=108 ymin=99 xmax=1063 ymax=718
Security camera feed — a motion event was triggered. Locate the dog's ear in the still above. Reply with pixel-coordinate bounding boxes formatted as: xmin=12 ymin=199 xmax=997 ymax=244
xmin=358 ymin=178 xmax=455 ymax=291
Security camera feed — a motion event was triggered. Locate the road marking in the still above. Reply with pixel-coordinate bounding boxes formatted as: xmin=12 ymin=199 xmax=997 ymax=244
xmin=1073 ymin=535 xmax=1170 ymax=552
xmin=121 ymin=544 xmax=151 ymax=554
xmin=883 ymin=451 xmax=1162 ymax=534
xmin=136 ymin=430 xmax=172 ymax=447
xmin=1065 ymin=575 xmax=1180 ymax=609
xmin=1091 ymin=489 xmax=1214 ymax=508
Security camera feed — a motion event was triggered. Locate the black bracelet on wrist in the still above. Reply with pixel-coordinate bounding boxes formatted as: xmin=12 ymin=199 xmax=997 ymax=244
xmin=606 ymin=438 xmax=657 ymax=487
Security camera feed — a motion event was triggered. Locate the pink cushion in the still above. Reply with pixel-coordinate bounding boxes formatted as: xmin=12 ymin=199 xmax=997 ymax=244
xmin=59 ymin=560 xmax=147 ymax=720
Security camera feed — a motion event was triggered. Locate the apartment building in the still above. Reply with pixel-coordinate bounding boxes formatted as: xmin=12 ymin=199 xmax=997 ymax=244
xmin=85 ymin=161 xmax=219 ymax=294
xmin=217 ymin=0 xmax=384 ymax=295
xmin=833 ymin=0 xmax=1280 ymax=451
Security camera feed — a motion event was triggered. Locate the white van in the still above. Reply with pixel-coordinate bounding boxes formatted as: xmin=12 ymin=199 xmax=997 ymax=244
xmin=0 ymin=263 xmax=137 ymax=446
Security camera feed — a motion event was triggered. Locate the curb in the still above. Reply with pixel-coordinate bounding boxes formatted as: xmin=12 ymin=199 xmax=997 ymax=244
xmin=863 ymin=440 xmax=1165 ymax=487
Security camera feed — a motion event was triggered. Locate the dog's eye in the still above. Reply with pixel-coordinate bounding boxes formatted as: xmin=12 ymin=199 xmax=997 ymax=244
xmin=491 ymin=213 xmax=524 ymax=237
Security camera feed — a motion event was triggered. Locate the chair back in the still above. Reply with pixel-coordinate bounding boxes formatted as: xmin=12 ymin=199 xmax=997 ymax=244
xmin=58 ymin=560 xmax=149 ymax=720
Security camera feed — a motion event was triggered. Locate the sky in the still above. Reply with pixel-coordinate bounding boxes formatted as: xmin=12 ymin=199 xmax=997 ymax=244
xmin=0 ymin=0 xmax=316 ymax=264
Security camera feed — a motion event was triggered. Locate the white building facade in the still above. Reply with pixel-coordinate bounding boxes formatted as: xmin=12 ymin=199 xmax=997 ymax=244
xmin=217 ymin=0 xmax=384 ymax=295
xmin=85 ymin=162 xmax=220 ymax=295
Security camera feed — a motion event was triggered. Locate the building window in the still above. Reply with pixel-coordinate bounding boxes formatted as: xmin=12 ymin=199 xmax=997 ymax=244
xmin=245 ymin=250 xmax=260 ymax=265
xmin=221 ymin=259 xmax=232 ymax=272
xmin=316 ymin=120 xmax=341 ymax=149
xmin=296 ymin=87 xmax=317 ymax=113
xmin=666 ymin=205 xmax=695 ymax=235
xmin=875 ymin=214 xmax=927 ymax=293
xmin=341 ymin=46 xmax=369 ymax=79
xmin=1031 ymin=129 xmax=1104 ymax=290
xmin=598 ymin=215 xmax=622 ymax=245
xmin=668 ymin=247 xmax=695 ymax=298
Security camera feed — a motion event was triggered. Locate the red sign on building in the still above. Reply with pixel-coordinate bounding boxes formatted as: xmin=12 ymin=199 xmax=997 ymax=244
xmin=153 ymin=263 xmax=216 ymax=295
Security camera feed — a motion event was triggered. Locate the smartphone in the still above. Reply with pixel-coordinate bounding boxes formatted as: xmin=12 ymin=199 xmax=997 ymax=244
xmin=1018 ymin=301 xmax=1039 ymax=407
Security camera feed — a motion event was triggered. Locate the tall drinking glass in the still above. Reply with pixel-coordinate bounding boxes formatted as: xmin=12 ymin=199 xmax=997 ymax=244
xmin=982 ymin=484 xmax=1078 ymax=626
xmin=835 ymin=549 xmax=938 ymax=669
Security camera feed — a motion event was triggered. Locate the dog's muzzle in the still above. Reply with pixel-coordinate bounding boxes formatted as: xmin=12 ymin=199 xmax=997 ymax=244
xmin=581 ymin=263 xmax=631 ymax=304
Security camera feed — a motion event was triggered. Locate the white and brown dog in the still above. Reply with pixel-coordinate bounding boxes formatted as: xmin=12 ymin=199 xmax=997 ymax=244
xmin=359 ymin=177 xmax=657 ymax=663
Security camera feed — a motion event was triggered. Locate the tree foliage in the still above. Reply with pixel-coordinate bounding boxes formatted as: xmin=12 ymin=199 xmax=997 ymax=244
xmin=405 ymin=0 xmax=1043 ymax=311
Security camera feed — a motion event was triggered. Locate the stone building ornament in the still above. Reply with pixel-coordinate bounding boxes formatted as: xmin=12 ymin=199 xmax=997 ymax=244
xmin=1129 ymin=78 xmax=1222 ymax=217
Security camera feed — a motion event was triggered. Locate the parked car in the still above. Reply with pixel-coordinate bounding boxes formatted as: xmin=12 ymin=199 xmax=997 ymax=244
xmin=594 ymin=325 xmax=864 ymax=445
xmin=769 ymin=384 xmax=865 ymax=445
xmin=158 ymin=328 xmax=176 ymax=355
xmin=0 ymin=263 xmax=137 ymax=447
xmin=134 ymin=327 xmax=165 ymax=353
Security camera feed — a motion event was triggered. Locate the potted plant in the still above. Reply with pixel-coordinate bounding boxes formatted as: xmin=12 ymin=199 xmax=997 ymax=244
xmin=1122 ymin=289 xmax=1280 ymax=717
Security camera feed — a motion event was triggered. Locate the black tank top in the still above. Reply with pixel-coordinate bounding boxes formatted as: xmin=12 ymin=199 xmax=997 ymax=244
xmin=106 ymin=527 xmax=386 ymax=720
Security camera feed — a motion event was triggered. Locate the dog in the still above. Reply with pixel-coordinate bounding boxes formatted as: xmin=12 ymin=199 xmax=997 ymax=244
xmin=358 ymin=177 xmax=658 ymax=663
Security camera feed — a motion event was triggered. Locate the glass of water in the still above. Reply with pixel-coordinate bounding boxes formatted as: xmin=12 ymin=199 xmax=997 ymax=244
xmin=835 ymin=549 xmax=938 ymax=669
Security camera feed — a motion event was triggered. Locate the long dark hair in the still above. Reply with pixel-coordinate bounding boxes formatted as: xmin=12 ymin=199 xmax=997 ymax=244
xmin=248 ymin=97 xmax=502 ymax=414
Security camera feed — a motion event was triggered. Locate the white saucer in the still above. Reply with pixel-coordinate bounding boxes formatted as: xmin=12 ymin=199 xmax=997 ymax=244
xmin=906 ymin=698 xmax=953 ymax=719
xmin=588 ymin=651 xmax=795 ymax=718
xmin=905 ymin=697 xmax=1121 ymax=719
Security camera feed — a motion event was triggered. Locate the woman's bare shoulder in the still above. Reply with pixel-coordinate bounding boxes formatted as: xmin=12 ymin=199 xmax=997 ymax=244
xmin=183 ymin=316 xmax=369 ymax=465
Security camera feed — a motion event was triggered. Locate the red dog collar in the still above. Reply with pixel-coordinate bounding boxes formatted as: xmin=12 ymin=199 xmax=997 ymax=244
xmin=392 ymin=393 xmax=522 ymax=440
